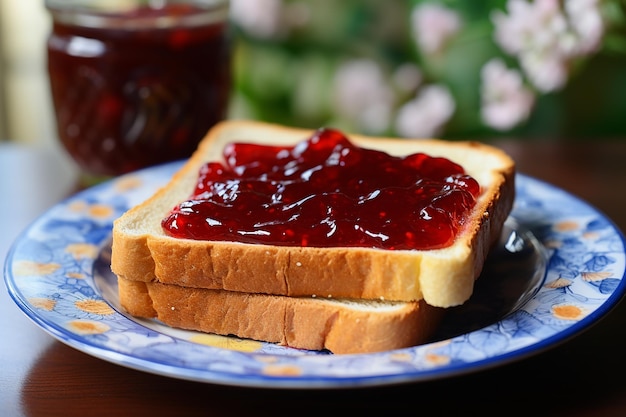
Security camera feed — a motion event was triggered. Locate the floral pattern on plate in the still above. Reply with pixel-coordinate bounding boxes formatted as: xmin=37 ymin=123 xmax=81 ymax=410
xmin=4 ymin=162 xmax=626 ymax=388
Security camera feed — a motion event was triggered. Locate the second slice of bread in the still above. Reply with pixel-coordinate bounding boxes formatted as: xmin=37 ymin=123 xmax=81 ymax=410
xmin=111 ymin=120 xmax=515 ymax=307
xmin=118 ymin=277 xmax=444 ymax=354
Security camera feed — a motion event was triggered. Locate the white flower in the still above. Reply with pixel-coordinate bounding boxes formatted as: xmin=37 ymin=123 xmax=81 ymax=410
xmin=332 ymin=59 xmax=394 ymax=135
xmin=230 ymin=0 xmax=283 ymax=38
xmin=411 ymin=3 xmax=463 ymax=55
xmin=230 ymin=0 xmax=310 ymax=39
xmin=481 ymin=59 xmax=535 ymax=130
xmin=394 ymin=84 xmax=455 ymax=138
xmin=492 ymin=0 xmax=604 ymax=92
xmin=566 ymin=0 xmax=604 ymax=54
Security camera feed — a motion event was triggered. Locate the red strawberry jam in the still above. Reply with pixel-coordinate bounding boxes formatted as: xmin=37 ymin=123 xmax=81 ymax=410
xmin=161 ymin=128 xmax=480 ymax=250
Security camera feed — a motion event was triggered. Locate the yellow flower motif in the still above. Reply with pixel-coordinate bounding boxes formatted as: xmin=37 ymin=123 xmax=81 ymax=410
xmin=67 ymin=272 xmax=86 ymax=279
xmin=67 ymin=320 xmax=110 ymax=335
xmin=65 ymin=243 xmax=98 ymax=260
xmin=29 ymin=297 xmax=57 ymax=311
xmin=582 ymin=231 xmax=600 ymax=240
xmin=425 ymin=352 xmax=450 ymax=366
xmin=68 ymin=200 xmax=88 ymax=213
xmin=190 ymin=333 xmax=262 ymax=352
xmin=545 ymin=278 xmax=572 ymax=289
xmin=262 ymin=364 xmax=303 ymax=377
xmin=551 ymin=304 xmax=586 ymax=321
xmin=114 ymin=176 xmax=143 ymax=192
xmin=88 ymin=204 xmax=114 ymax=219
xmin=581 ymin=271 xmax=612 ymax=282
xmin=13 ymin=260 xmax=60 ymax=276
xmin=553 ymin=221 xmax=579 ymax=232
xmin=74 ymin=299 xmax=115 ymax=316
xmin=67 ymin=200 xmax=114 ymax=219
xmin=389 ymin=352 xmax=413 ymax=362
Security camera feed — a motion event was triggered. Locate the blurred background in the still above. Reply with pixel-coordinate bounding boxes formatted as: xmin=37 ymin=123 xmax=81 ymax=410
xmin=2 ymin=0 xmax=626 ymax=156
xmin=228 ymin=0 xmax=626 ymax=141
xmin=0 ymin=1 xmax=57 ymax=148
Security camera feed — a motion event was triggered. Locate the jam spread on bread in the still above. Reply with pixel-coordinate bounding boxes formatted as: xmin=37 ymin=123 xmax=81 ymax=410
xmin=161 ymin=128 xmax=480 ymax=250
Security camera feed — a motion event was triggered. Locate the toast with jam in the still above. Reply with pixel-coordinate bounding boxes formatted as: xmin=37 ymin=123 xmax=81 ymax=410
xmin=111 ymin=120 xmax=515 ymax=353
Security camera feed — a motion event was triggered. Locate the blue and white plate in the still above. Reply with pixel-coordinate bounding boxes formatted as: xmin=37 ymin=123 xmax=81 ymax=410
xmin=4 ymin=162 xmax=626 ymax=388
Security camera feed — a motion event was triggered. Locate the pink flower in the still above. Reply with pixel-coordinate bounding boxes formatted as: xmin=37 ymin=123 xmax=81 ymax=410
xmin=492 ymin=0 xmax=604 ymax=92
xmin=481 ymin=59 xmax=535 ymax=131
xmin=230 ymin=0 xmax=310 ymax=39
xmin=394 ymin=85 xmax=455 ymax=138
xmin=411 ymin=3 xmax=463 ymax=55
xmin=332 ymin=60 xmax=394 ymax=134
xmin=566 ymin=0 xmax=604 ymax=54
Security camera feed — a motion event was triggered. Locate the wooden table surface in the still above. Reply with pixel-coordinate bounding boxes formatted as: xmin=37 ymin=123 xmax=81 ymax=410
xmin=2 ymin=139 xmax=626 ymax=417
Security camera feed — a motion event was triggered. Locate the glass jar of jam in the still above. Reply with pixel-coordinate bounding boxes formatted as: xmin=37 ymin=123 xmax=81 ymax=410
xmin=45 ymin=0 xmax=231 ymax=183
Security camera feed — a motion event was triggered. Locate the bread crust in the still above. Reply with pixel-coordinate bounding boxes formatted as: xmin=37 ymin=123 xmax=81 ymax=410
xmin=118 ymin=278 xmax=444 ymax=354
xmin=111 ymin=120 xmax=515 ymax=307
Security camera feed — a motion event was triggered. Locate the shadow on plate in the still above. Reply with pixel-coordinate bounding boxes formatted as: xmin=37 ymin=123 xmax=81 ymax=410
xmin=431 ymin=218 xmax=548 ymax=341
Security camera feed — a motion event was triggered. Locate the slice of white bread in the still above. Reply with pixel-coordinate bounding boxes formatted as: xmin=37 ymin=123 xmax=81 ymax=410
xmin=111 ymin=120 xmax=515 ymax=307
xmin=118 ymin=277 xmax=444 ymax=354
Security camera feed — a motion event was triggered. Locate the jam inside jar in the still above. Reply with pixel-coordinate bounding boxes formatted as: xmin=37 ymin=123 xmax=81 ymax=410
xmin=46 ymin=1 xmax=231 ymax=181
xmin=162 ymin=129 xmax=481 ymax=250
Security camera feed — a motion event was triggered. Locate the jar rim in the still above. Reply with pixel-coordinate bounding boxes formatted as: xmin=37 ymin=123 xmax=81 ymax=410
xmin=46 ymin=0 xmax=229 ymax=29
